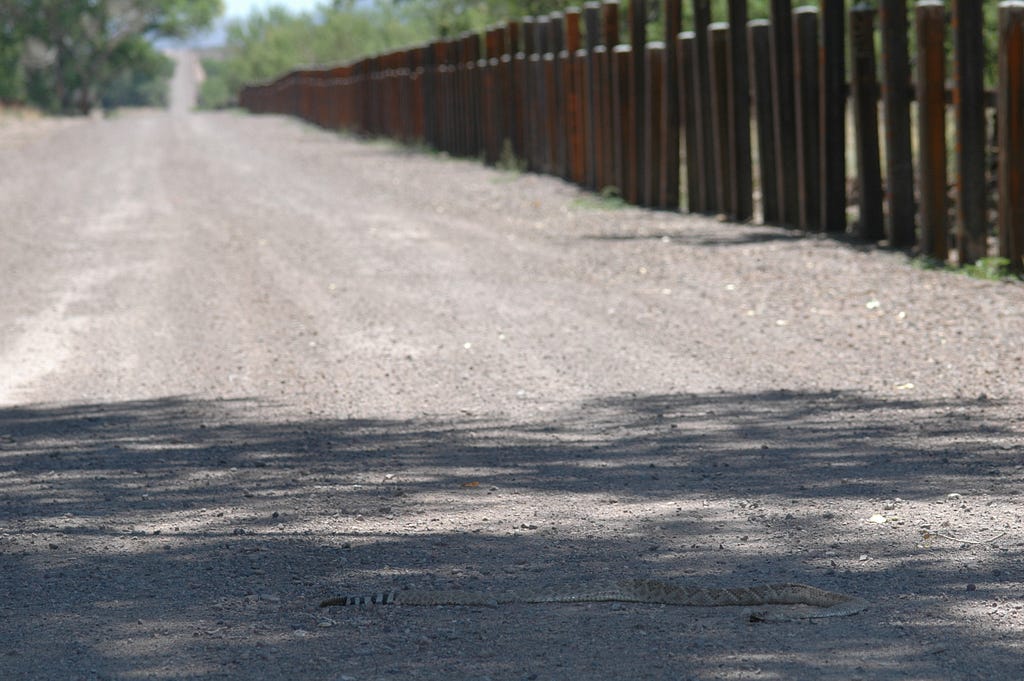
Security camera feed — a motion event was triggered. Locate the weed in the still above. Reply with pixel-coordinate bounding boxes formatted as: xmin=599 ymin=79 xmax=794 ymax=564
xmin=572 ymin=186 xmax=628 ymax=211
xmin=912 ymin=254 xmax=1020 ymax=281
xmin=496 ymin=139 xmax=527 ymax=174
xmin=962 ymin=256 xmax=1016 ymax=281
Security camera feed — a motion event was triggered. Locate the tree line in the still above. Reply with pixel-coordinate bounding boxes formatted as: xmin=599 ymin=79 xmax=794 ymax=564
xmin=204 ymin=1 xmax=1009 ymax=110
xmin=0 ymin=2 xmax=1001 ymax=115
xmin=200 ymin=0 xmax=773 ymax=109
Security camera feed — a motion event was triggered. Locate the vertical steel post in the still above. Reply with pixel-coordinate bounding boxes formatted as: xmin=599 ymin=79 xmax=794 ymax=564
xmin=631 ymin=0 xmax=647 ymax=201
xmin=998 ymin=2 xmax=1024 ymax=271
xmin=709 ymin=23 xmax=732 ymax=216
xmin=770 ymin=0 xmax=799 ymax=225
xmin=953 ymin=0 xmax=988 ymax=265
xmin=820 ymin=0 xmax=846 ymax=232
xmin=728 ymin=0 xmax=752 ymax=221
xmin=850 ymin=4 xmax=885 ymax=241
xmin=879 ymin=0 xmax=916 ymax=248
xmin=614 ymin=44 xmax=638 ymax=203
xmin=680 ymin=33 xmax=701 ymax=212
xmin=662 ymin=0 xmax=682 ymax=209
xmin=644 ymin=42 xmax=665 ymax=207
xmin=793 ymin=7 xmax=821 ymax=230
xmin=582 ymin=3 xmax=601 ymax=188
xmin=748 ymin=20 xmax=779 ymax=223
xmin=601 ymin=1 xmax=621 ymax=191
xmin=916 ymin=1 xmax=948 ymax=261
xmin=692 ymin=0 xmax=716 ymax=212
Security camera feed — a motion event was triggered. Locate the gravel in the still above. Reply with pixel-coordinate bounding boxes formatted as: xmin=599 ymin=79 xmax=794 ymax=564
xmin=0 ymin=57 xmax=1022 ymax=681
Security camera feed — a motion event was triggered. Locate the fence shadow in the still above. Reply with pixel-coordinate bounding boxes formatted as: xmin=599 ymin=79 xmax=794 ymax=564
xmin=581 ymin=225 xmax=805 ymax=247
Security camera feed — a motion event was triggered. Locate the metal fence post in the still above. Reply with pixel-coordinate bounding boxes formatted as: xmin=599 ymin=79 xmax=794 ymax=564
xmin=821 ymin=0 xmax=847 ymax=233
xmin=728 ymin=0 xmax=752 ymax=221
xmin=661 ymin=0 xmax=682 ymax=210
xmin=916 ymin=1 xmax=948 ymax=261
xmin=643 ymin=42 xmax=665 ymax=207
xmin=770 ymin=0 xmax=799 ymax=226
xmin=953 ymin=0 xmax=989 ymax=265
xmin=793 ymin=6 xmax=821 ymax=231
xmin=879 ymin=0 xmax=916 ymax=249
xmin=679 ymin=32 xmax=701 ymax=213
xmin=998 ymin=1 xmax=1024 ymax=271
xmin=748 ymin=20 xmax=779 ymax=223
xmin=708 ymin=23 xmax=732 ymax=216
xmin=851 ymin=4 xmax=885 ymax=241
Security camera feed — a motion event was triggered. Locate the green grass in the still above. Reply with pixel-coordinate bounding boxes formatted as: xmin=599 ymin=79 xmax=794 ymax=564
xmin=571 ymin=186 xmax=628 ymax=211
xmin=912 ymin=255 xmax=1020 ymax=281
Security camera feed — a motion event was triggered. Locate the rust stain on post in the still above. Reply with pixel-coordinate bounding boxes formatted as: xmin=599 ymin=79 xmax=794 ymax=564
xmin=998 ymin=2 xmax=1024 ymax=271
xmin=916 ymin=1 xmax=949 ymax=262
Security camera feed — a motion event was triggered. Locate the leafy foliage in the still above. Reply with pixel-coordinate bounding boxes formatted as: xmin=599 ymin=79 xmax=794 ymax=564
xmin=200 ymin=2 xmax=433 ymax=108
xmin=100 ymin=38 xmax=176 ymax=109
xmin=0 ymin=0 xmax=222 ymax=113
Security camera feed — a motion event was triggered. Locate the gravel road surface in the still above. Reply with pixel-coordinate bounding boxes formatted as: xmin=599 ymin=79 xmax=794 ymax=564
xmin=1 ymin=54 xmax=1023 ymax=680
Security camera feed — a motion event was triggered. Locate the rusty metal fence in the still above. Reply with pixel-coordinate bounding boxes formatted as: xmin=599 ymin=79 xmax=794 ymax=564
xmin=239 ymin=1 xmax=1024 ymax=271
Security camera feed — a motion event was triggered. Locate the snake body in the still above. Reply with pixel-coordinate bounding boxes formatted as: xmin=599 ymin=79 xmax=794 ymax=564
xmin=320 ymin=579 xmax=867 ymax=620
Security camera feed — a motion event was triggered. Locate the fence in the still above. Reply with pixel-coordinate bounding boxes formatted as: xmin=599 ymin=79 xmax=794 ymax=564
xmin=239 ymin=1 xmax=1024 ymax=272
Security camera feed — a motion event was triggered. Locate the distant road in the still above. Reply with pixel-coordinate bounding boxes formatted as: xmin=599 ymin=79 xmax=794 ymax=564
xmin=165 ymin=49 xmax=201 ymax=113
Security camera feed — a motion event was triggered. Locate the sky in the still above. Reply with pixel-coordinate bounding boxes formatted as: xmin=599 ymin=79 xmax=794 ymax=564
xmin=222 ymin=0 xmax=325 ymax=19
xmin=165 ymin=0 xmax=325 ymax=47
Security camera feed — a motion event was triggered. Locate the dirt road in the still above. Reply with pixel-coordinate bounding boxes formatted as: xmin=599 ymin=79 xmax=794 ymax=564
xmin=1 ymin=55 xmax=1022 ymax=680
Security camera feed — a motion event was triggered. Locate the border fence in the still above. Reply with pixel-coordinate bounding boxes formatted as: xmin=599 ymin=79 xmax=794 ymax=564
xmin=239 ymin=1 xmax=1024 ymax=272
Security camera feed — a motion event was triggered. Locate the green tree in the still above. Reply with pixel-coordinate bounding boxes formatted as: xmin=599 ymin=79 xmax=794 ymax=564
xmin=0 ymin=11 xmax=27 ymax=102
xmin=0 ymin=0 xmax=222 ymax=113
xmin=200 ymin=2 xmax=430 ymax=108
xmin=100 ymin=38 xmax=175 ymax=108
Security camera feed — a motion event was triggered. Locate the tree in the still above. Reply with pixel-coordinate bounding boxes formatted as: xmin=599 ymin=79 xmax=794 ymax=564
xmin=0 ymin=10 xmax=28 ymax=102
xmin=0 ymin=0 xmax=223 ymax=113
xmin=200 ymin=2 xmax=431 ymax=109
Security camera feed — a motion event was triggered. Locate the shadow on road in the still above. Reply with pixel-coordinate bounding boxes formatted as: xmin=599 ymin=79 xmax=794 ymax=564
xmin=1 ymin=389 xmax=1011 ymax=507
xmin=581 ymin=228 xmax=804 ymax=248
xmin=1 ymin=391 xmax=1018 ymax=678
